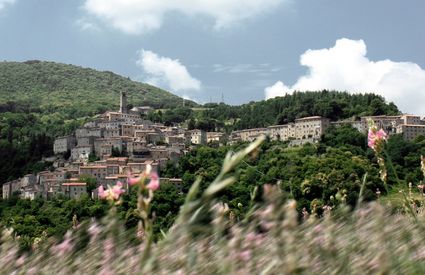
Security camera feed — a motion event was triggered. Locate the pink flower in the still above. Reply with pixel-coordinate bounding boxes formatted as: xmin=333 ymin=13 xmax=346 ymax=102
xmin=111 ymin=181 xmax=125 ymax=199
xmin=368 ymin=128 xmax=387 ymax=151
xmin=146 ymin=172 xmax=160 ymax=191
xmin=98 ymin=185 xmax=106 ymax=199
xmin=51 ymin=231 xmax=73 ymax=256
xmin=127 ymin=171 xmax=142 ymax=186
xmin=98 ymin=182 xmax=125 ymax=201
xmin=238 ymin=250 xmax=252 ymax=261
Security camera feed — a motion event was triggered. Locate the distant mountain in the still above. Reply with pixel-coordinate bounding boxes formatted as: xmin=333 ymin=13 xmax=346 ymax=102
xmin=0 ymin=60 xmax=196 ymax=119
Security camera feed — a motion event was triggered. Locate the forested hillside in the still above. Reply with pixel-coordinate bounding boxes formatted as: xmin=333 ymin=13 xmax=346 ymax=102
xmin=0 ymin=61 xmax=195 ymax=182
xmin=0 ymin=60 xmax=196 ymax=118
xmin=166 ymin=91 xmax=400 ymax=132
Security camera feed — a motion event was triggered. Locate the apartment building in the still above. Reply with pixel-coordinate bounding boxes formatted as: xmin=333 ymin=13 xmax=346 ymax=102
xmin=294 ymin=116 xmax=330 ymax=140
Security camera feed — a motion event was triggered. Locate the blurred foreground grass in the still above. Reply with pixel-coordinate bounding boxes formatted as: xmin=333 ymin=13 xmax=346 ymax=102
xmin=2 ymin=136 xmax=425 ymax=274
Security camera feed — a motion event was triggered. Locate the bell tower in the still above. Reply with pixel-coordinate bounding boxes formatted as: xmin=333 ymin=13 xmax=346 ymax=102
xmin=120 ymin=91 xmax=128 ymax=114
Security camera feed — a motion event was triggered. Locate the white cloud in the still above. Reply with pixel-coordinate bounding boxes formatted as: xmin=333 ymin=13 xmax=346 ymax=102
xmin=83 ymin=0 xmax=286 ymax=34
xmin=0 ymin=0 xmax=15 ymax=11
xmin=264 ymin=81 xmax=292 ymax=99
xmin=76 ymin=18 xmax=100 ymax=32
xmin=265 ymin=38 xmax=425 ymax=115
xmin=136 ymin=49 xmax=201 ymax=92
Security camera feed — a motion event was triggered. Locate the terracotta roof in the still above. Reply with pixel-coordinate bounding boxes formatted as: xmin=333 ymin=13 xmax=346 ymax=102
xmin=62 ymin=182 xmax=87 ymax=186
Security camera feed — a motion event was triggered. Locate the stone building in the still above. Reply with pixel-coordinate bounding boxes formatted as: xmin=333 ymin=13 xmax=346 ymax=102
xmin=400 ymin=114 xmax=422 ymax=125
xmin=206 ymin=132 xmax=226 ymax=144
xmin=106 ymin=157 xmax=128 ymax=167
xmin=359 ymin=115 xmax=402 ymax=134
xmin=62 ymin=182 xmax=87 ymax=199
xmin=79 ymin=165 xmax=107 ymax=184
xmin=396 ymin=124 xmax=425 ymax=141
xmin=53 ymin=135 xmax=76 ymax=155
xmin=2 ymin=179 xmax=21 ymax=199
xmin=232 ymin=128 xmax=268 ymax=143
xmin=122 ymin=124 xmax=148 ymax=137
xmin=94 ymin=137 xmax=129 ymax=158
xmin=76 ymin=128 xmax=103 ymax=139
xmin=105 ymin=112 xmax=141 ymax=123
xmin=71 ymin=146 xmax=92 ymax=161
xmin=267 ymin=124 xmax=296 ymax=141
xmin=130 ymin=106 xmax=153 ymax=115
xmin=103 ymin=128 xmax=121 ymax=138
xmin=187 ymin=129 xmax=207 ymax=145
xmin=294 ymin=116 xmax=330 ymax=140
xmin=76 ymin=136 xmax=95 ymax=150
xmin=165 ymin=135 xmax=186 ymax=145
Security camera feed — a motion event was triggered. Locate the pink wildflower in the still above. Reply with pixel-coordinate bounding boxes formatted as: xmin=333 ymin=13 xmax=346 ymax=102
xmin=146 ymin=172 xmax=160 ymax=191
xmin=51 ymin=231 xmax=73 ymax=256
xmin=88 ymin=222 xmax=101 ymax=238
xmin=98 ymin=182 xmax=125 ymax=201
xmin=98 ymin=185 xmax=106 ymax=199
xmin=127 ymin=171 xmax=142 ymax=186
xmin=112 ymin=181 xmax=125 ymax=199
xmin=368 ymin=128 xmax=387 ymax=150
xmin=238 ymin=250 xmax=252 ymax=261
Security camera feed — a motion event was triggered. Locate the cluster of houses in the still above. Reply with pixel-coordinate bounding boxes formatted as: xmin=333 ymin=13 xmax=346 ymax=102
xmin=229 ymin=114 xmax=425 ymax=144
xmin=3 ymin=91 xmax=425 ymax=201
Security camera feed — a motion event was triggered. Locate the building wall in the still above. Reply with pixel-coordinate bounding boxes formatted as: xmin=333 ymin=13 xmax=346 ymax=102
xmin=189 ymin=130 xmax=207 ymax=145
xmin=53 ymin=136 xmax=76 ymax=154
xmin=79 ymin=166 xmax=107 ymax=184
xmin=206 ymin=132 xmax=226 ymax=143
xmin=294 ymin=117 xmax=330 ymax=140
xmin=397 ymin=124 xmax=425 ymax=141
xmin=401 ymin=115 xmax=422 ymax=125
xmin=63 ymin=183 xmax=87 ymax=199
xmin=76 ymin=128 xmax=102 ymax=139
xmin=71 ymin=146 xmax=92 ymax=161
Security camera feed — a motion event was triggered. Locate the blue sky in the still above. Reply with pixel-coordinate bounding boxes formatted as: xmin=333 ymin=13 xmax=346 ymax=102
xmin=1 ymin=0 xmax=425 ymax=114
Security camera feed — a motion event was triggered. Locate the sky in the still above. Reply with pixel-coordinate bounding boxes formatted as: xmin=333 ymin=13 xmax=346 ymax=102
xmin=0 ymin=0 xmax=425 ymax=114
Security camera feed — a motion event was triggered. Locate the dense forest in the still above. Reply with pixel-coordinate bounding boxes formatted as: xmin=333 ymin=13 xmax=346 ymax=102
xmin=150 ymin=91 xmax=400 ymax=132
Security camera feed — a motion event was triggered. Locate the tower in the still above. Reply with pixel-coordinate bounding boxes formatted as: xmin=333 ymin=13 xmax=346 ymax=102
xmin=120 ymin=91 xmax=128 ymax=114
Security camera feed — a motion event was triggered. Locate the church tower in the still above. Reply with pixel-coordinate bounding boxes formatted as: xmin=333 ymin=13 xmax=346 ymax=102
xmin=120 ymin=91 xmax=128 ymax=114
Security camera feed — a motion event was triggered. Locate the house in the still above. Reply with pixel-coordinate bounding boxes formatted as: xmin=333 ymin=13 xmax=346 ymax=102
xmin=53 ymin=135 xmax=76 ymax=155
xmin=62 ymin=182 xmax=87 ymax=199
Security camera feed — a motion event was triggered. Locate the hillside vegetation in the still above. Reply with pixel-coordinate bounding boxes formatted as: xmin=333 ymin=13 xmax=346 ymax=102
xmin=175 ymin=91 xmax=401 ymax=132
xmin=0 ymin=60 xmax=195 ymax=119
xmin=1 ymin=138 xmax=425 ymax=274
xmin=0 ymin=61 xmax=195 ymax=182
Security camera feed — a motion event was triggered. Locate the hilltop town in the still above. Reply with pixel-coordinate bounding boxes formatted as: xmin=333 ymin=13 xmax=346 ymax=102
xmin=3 ymin=92 xmax=425 ymax=200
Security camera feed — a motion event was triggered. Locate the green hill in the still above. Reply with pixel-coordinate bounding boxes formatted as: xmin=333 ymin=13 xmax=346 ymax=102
xmin=0 ymin=60 xmax=196 ymax=119
xmin=187 ymin=91 xmax=401 ymax=132
xmin=0 ymin=60 xmax=196 ymax=183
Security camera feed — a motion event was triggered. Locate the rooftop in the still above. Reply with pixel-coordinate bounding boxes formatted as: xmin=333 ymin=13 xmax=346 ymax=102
xmin=62 ymin=182 xmax=86 ymax=186
xmin=295 ymin=116 xmax=324 ymax=121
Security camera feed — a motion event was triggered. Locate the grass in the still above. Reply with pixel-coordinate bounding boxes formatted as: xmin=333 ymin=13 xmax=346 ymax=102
xmin=1 ymin=137 xmax=425 ymax=274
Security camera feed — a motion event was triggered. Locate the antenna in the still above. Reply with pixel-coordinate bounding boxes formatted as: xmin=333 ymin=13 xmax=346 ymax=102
xmin=221 ymin=92 xmax=224 ymax=103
